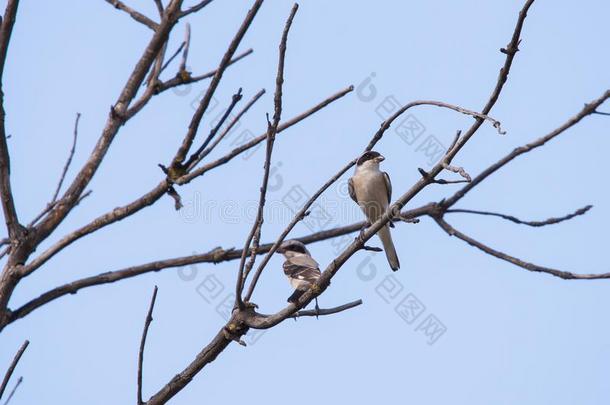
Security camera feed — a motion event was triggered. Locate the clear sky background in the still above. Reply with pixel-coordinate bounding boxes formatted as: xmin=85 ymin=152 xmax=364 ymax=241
xmin=1 ymin=1 xmax=609 ymax=404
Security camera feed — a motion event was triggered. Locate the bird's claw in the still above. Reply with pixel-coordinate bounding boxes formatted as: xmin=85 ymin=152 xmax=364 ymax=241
xmin=355 ymin=226 xmax=367 ymax=244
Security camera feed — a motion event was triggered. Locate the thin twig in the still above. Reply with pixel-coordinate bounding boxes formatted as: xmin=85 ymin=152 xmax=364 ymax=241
xmin=185 ymin=88 xmax=243 ymax=170
xmin=52 ymin=113 xmax=81 ymax=202
xmin=153 ymin=0 xmax=164 ymax=16
xmin=105 ymin=0 xmax=159 ymax=30
xmin=137 ymin=286 xmax=158 ymax=405
xmin=440 ymin=89 xmax=610 ymax=209
xmin=31 ymin=0 xmax=184 ymax=251
xmin=292 ymin=299 xmax=363 ymax=318
xmin=433 ymin=216 xmax=610 ymax=280
xmin=159 ymin=41 xmax=185 ymax=75
xmin=128 ymin=49 xmax=254 ymax=120
xmin=2 ymin=376 xmax=21 ymax=405
xmin=177 ymin=84 xmax=354 ymax=185
xmin=170 ymin=0 xmax=263 ymax=168
xmin=244 ymin=99 xmax=488 ymax=301
xmin=153 ymin=48 xmax=253 ymax=95
xmin=8 ymin=207 xmax=435 ymax=323
xmin=445 ymin=205 xmax=592 ymax=227
xmin=237 ymin=4 xmax=298 ymax=306
xmin=195 ymin=88 xmax=266 ymax=163
xmin=179 ymin=0 xmax=214 ymax=18
xmin=0 ymin=340 xmax=28 ymax=401
xmin=178 ymin=22 xmax=191 ymax=74
xmin=242 ymin=0 xmax=538 ymax=331
xmin=24 ymin=86 xmax=352 ymax=276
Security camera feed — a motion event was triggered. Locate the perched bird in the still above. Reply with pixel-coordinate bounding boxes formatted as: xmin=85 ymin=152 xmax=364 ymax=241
xmin=277 ymin=240 xmax=321 ymax=312
xmin=348 ymin=150 xmax=400 ymax=271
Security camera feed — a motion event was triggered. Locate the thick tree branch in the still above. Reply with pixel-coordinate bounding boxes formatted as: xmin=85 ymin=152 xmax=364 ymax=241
xmin=8 ymin=206 xmax=432 ymax=324
xmin=0 ymin=0 xmax=21 ymax=240
xmin=32 ymin=0 xmax=185 ymax=250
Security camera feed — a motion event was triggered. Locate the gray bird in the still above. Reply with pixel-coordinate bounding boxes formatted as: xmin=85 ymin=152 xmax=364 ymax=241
xmin=277 ymin=240 xmax=321 ymax=312
xmin=348 ymin=150 xmax=400 ymax=271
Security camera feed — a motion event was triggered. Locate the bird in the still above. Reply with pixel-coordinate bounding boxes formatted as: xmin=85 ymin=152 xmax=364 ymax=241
xmin=277 ymin=240 xmax=322 ymax=314
xmin=348 ymin=150 xmax=400 ymax=271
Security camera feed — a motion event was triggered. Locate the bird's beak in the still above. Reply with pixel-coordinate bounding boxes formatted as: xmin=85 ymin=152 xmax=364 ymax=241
xmin=276 ymin=247 xmax=285 ymax=254
xmin=376 ymin=155 xmax=385 ymax=162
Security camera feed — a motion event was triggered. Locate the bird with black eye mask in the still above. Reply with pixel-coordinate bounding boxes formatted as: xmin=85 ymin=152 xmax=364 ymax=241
xmin=348 ymin=150 xmax=400 ymax=271
xmin=277 ymin=240 xmax=322 ymax=315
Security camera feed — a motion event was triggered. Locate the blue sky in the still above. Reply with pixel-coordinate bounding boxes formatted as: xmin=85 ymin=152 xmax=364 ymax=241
xmin=1 ymin=1 xmax=609 ymax=404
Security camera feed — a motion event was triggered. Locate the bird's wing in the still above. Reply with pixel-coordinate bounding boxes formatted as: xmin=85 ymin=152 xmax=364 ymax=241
xmin=283 ymin=254 xmax=321 ymax=283
xmin=382 ymin=171 xmax=392 ymax=203
xmin=348 ymin=177 xmax=358 ymax=204
xmin=383 ymin=171 xmax=395 ymax=228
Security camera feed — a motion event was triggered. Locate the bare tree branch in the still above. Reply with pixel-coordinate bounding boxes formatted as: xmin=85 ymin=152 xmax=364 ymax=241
xmin=24 ymin=85 xmax=349 ymax=276
xmin=153 ymin=48 xmax=253 ymax=95
xmin=179 ymin=0 xmax=214 ymax=18
xmin=105 ymin=0 xmax=159 ymax=30
xmin=241 ymin=0 xmax=538 ymax=331
xmin=127 ymin=48 xmax=253 ymax=121
xmin=292 ymin=299 xmax=362 ymax=318
xmin=0 ymin=0 xmax=21 ymax=240
xmin=137 ymin=286 xmax=158 ymax=405
xmin=153 ymin=0 xmax=164 ymax=16
xmin=184 ymin=88 xmax=243 ymax=170
xmin=27 ymin=113 xmax=82 ymax=228
xmin=445 ymin=205 xmax=593 ymax=227
xmin=0 ymin=340 xmax=28 ymax=401
xmin=440 ymin=88 xmax=610 ymax=209
xmin=31 ymin=0 xmax=185 ymax=250
xmin=176 ymin=84 xmax=354 ymax=185
xmin=2 ymin=376 xmax=22 ymax=405
xmin=158 ymin=41 xmax=185 ymax=76
xmin=244 ymin=98 xmax=496 ymax=302
xmin=433 ymin=215 xmax=610 ymax=280
xmin=195 ymin=88 xmax=266 ymax=163
xmin=178 ymin=22 xmax=190 ymax=74
xmin=237 ymin=3 xmax=298 ymax=307
xmin=170 ymin=0 xmax=263 ymax=169
xmin=8 ymin=206 xmax=433 ymax=324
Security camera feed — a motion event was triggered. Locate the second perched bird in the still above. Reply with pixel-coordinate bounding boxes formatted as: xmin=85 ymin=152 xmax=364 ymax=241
xmin=278 ymin=240 xmax=322 ymax=311
xmin=348 ymin=150 xmax=400 ymax=271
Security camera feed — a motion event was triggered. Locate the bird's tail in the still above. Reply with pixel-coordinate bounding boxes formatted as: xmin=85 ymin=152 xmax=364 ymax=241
xmin=287 ymin=289 xmax=305 ymax=303
xmin=378 ymin=225 xmax=400 ymax=271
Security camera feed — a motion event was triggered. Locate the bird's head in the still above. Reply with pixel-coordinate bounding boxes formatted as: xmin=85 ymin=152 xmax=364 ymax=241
xmin=277 ymin=240 xmax=310 ymax=257
xmin=356 ymin=150 xmax=385 ymax=167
